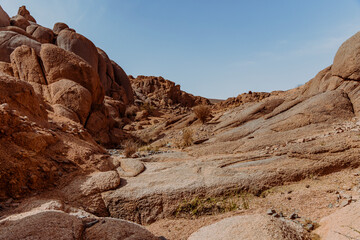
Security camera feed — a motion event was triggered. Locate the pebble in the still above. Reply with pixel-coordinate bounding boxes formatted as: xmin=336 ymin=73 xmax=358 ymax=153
xmin=305 ymin=185 xmax=310 ymax=188
xmin=289 ymin=213 xmax=299 ymax=220
xmin=305 ymin=224 xmax=314 ymax=231
xmin=266 ymin=209 xmax=276 ymax=215
xmin=340 ymin=199 xmax=351 ymax=208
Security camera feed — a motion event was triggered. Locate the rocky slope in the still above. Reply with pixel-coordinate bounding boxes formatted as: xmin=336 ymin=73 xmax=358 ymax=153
xmin=2 ymin=4 xmax=360 ymax=240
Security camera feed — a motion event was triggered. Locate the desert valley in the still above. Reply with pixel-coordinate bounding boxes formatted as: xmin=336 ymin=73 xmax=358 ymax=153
xmin=1 ymin=4 xmax=360 ymax=240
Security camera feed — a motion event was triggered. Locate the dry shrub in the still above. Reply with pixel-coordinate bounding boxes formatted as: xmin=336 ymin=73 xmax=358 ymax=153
xmin=182 ymin=128 xmax=193 ymax=147
xmin=125 ymin=105 xmax=139 ymax=118
xmin=193 ymin=105 xmax=211 ymax=123
xmin=123 ymin=140 xmax=138 ymax=158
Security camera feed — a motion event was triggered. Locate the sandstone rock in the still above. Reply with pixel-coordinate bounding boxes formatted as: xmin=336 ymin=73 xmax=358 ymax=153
xmin=10 ymin=15 xmax=30 ymax=30
xmin=0 ymin=61 xmax=13 ymax=76
xmin=85 ymin=106 xmax=111 ymax=145
xmin=315 ymin=201 xmax=360 ymax=240
xmin=40 ymin=43 xmax=104 ymax=105
xmin=333 ymin=31 xmax=360 ymax=80
xmin=18 ymin=6 xmax=36 ymax=23
xmin=97 ymin=48 xmax=115 ymax=94
xmin=26 ymin=24 xmax=54 ymax=43
xmin=52 ymin=104 xmax=80 ymax=123
xmin=53 ymin=22 xmax=69 ymax=34
xmin=56 ymin=29 xmax=99 ymax=71
xmin=48 ymin=79 xmax=92 ymax=124
xmin=0 ymin=6 xmax=10 ymax=27
xmin=0 ymin=25 xmax=36 ymax=40
xmin=188 ymin=214 xmax=310 ymax=240
xmin=85 ymin=218 xmax=159 ymax=240
xmin=10 ymin=45 xmax=46 ymax=84
xmin=116 ymin=158 xmax=145 ymax=177
xmin=0 ymin=211 xmax=84 ymax=240
xmin=0 ymin=31 xmax=41 ymax=62
xmin=112 ymin=61 xmax=134 ymax=104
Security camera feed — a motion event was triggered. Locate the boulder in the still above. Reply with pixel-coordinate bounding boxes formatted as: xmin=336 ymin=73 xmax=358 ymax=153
xmin=0 ymin=31 xmax=41 ymax=62
xmin=18 ymin=5 xmax=36 ymax=23
xmin=112 ymin=61 xmax=134 ymax=104
xmin=40 ymin=43 xmax=104 ymax=105
xmin=0 ymin=5 xmax=10 ymax=27
xmin=56 ymin=29 xmax=99 ymax=72
xmin=53 ymin=22 xmax=69 ymax=34
xmin=10 ymin=45 xmax=46 ymax=84
xmin=0 ymin=25 xmax=36 ymax=40
xmin=188 ymin=214 xmax=310 ymax=240
xmin=0 ymin=211 xmax=84 ymax=240
xmin=52 ymin=104 xmax=80 ymax=123
xmin=26 ymin=25 xmax=54 ymax=43
xmin=85 ymin=218 xmax=158 ymax=240
xmin=333 ymin=31 xmax=360 ymax=80
xmin=10 ymin=15 xmax=30 ymax=30
xmin=97 ymin=48 xmax=115 ymax=95
xmin=85 ymin=106 xmax=111 ymax=144
xmin=48 ymin=79 xmax=92 ymax=124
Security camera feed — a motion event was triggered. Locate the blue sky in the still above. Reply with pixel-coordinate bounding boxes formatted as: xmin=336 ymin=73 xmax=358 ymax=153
xmin=2 ymin=0 xmax=360 ymax=99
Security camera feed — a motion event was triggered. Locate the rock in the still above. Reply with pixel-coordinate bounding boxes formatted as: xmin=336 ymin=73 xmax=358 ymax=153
xmin=10 ymin=15 xmax=30 ymax=30
xmin=340 ymin=199 xmax=351 ymax=208
xmin=10 ymin=45 xmax=46 ymax=84
xmin=188 ymin=214 xmax=310 ymax=240
xmin=0 ymin=31 xmax=41 ymax=62
xmin=53 ymin=22 xmax=69 ymax=34
xmin=84 ymin=218 xmax=158 ymax=240
xmin=0 ymin=61 xmax=13 ymax=76
xmin=97 ymin=48 xmax=115 ymax=95
xmin=48 ymin=79 xmax=92 ymax=124
xmin=315 ymin=201 xmax=360 ymax=239
xmin=85 ymin=107 xmax=111 ymax=144
xmin=0 ymin=6 xmax=10 ymax=27
xmin=112 ymin=61 xmax=134 ymax=104
xmin=51 ymin=104 xmax=80 ymax=123
xmin=116 ymin=158 xmax=145 ymax=177
xmin=0 ymin=211 xmax=84 ymax=240
xmin=26 ymin=25 xmax=54 ymax=43
xmin=304 ymin=224 xmax=314 ymax=231
xmin=18 ymin=6 xmax=36 ymax=23
xmin=267 ymin=209 xmax=276 ymax=215
xmin=40 ymin=43 xmax=104 ymax=105
xmin=333 ymin=31 xmax=360 ymax=81
xmin=289 ymin=213 xmax=299 ymax=220
xmin=56 ymin=29 xmax=99 ymax=72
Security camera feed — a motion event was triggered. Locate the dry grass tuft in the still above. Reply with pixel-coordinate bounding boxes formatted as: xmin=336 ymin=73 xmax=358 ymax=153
xmin=182 ymin=128 xmax=193 ymax=147
xmin=123 ymin=140 xmax=138 ymax=158
xmin=193 ymin=105 xmax=211 ymax=124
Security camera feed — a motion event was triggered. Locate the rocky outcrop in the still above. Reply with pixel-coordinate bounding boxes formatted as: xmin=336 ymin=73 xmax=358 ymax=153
xmin=26 ymin=25 xmax=54 ymax=44
xmin=131 ymin=75 xmax=210 ymax=109
xmin=18 ymin=6 xmax=36 ymax=23
xmin=0 ymin=6 xmax=10 ymax=27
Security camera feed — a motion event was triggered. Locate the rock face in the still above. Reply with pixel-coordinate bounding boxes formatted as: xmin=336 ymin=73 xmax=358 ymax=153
xmin=0 ymin=6 xmax=10 ymax=27
xmin=131 ymin=75 xmax=210 ymax=108
xmin=188 ymin=214 xmax=310 ymax=240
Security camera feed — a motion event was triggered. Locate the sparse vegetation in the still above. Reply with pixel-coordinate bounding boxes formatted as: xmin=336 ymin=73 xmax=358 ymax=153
xmin=123 ymin=140 xmax=138 ymax=158
xmin=193 ymin=105 xmax=211 ymax=124
xmin=182 ymin=128 xmax=193 ymax=147
xmin=175 ymin=192 xmax=252 ymax=218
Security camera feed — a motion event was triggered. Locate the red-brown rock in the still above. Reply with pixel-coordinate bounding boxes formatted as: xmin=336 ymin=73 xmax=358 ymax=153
xmin=26 ymin=25 xmax=54 ymax=44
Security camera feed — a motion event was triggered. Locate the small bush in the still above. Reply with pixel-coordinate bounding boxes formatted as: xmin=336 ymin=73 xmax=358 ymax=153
xmin=182 ymin=128 xmax=193 ymax=147
xmin=193 ymin=105 xmax=211 ymax=124
xmin=123 ymin=140 xmax=138 ymax=158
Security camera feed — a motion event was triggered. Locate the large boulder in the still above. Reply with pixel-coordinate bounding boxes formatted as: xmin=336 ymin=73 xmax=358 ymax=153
xmin=18 ymin=5 xmax=36 ymax=23
xmin=40 ymin=43 xmax=104 ymax=106
xmin=0 ymin=31 xmax=41 ymax=62
xmin=10 ymin=45 xmax=46 ymax=84
xmin=112 ymin=61 xmax=134 ymax=104
xmin=53 ymin=22 xmax=69 ymax=34
xmin=56 ymin=29 xmax=99 ymax=72
xmin=26 ymin=25 xmax=54 ymax=43
xmin=332 ymin=31 xmax=360 ymax=80
xmin=97 ymin=48 xmax=115 ymax=95
xmin=0 ymin=6 xmax=10 ymax=27
xmin=10 ymin=15 xmax=30 ymax=31
xmin=188 ymin=214 xmax=310 ymax=240
xmin=48 ymin=79 xmax=92 ymax=124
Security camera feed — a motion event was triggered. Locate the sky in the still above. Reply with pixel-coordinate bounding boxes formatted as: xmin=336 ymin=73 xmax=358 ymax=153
xmin=2 ymin=0 xmax=360 ymax=99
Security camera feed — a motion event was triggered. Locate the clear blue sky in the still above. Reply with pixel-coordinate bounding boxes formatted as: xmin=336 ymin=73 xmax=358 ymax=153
xmin=2 ymin=0 xmax=360 ymax=99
